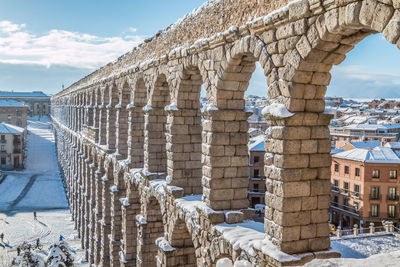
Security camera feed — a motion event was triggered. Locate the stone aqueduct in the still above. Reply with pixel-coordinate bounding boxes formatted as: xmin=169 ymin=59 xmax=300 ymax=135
xmin=51 ymin=0 xmax=400 ymax=266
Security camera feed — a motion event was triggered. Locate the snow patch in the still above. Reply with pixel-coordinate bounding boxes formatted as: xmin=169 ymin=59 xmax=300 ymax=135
xmin=155 ymin=237 xmax=176 ymax=252
xmin=201 ymin=103 xmax=218 ymax=113
xmin=216 ymin=258 xmax=233 ymax=267
xmin=164 ymin=104 xmax=179 ymax=111
xmin=261 ymin=103 xmax=294 ymax=118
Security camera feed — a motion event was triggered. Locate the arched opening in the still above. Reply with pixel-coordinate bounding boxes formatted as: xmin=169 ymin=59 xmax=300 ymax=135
xmin=325 ymin=32 xmax=400 ymax=230
xmin=144 ymin=74 xmax=170 ymax=174
xmin=203 ymin=36 xmax=274 ymax=211
xmin=121 ymin=180 xmax=140 ymax=264
xmin=109 ymin=169 xmax=126 ymax=265
xmin=99 ymin=86 xmax=110 ymax=145
xmin=259 ymin=2 xmax=400 ymax=254
xmin=137 ymin=196 xmax=164 ymax=266
xmin=159 ymin=218 xmax=197 ymax=267
xmin=93 ymin=155 xmax=105 ymax=265
xmin=100 ymin=160 xmax=114 ymax=263
xmin=167 ymin=66 xmax=203 ymax=195
xmin=128 ymin=77 xmax=147 ymax=168
xmin=115 ymin=80 xmax=131 ymax=158
xmin=106 ymin=82 xmax=119 ymax=150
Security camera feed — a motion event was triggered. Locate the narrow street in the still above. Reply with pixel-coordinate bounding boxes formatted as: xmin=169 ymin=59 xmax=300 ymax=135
xmin=0 ymin=116 xmax=86 ymax=265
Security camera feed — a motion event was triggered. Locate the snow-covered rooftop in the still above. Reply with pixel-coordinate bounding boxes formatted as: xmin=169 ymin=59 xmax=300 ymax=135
xmin=384 ymin=142 xmax=400 ymax=149
xmin=0 ymin=91 xmax=48 ymax=97
xmin=333 ymin=147 xmax=400 ymax=163
xmin=0 ymin=99 xmax=28 ymax=107
xmin=249 ymin=138 xmax=265 ymax=152
xmin=351 ymin=140 xmax=381 ymax=149
xmin=0 ymin=122 xmax=24 ymax=134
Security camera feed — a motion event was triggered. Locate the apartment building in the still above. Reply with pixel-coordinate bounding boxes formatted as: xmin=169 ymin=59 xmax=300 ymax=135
xmin=248 ymin=137 xmax=266 ymax=207
xmin=330 ymin=123 xmax=400 ymax=143
xmin=0 ymin=99 xmax=28 ymax=127
xmin=0 ymin=122 xmax=25 ymax=170
xmin=330 ymin=147 xmax=400 ymax=229
xmin=0 ymin=91 xmax=50 ymax=116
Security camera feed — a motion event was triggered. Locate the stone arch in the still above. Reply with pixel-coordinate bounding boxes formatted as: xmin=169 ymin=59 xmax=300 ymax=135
xmin=165 ymin=64 xmax=203 ymax=195
xmin=160 ymin=217 xmax=197 ymax=267
xmin=137 ymin=195 xmax=165 ymax=266
xmin=200 ymin=36 xmax=276 ymax=211
xmin=144 ymin=73 xmax=171 ymax=174
xmin=127 ymin=75 xmax=146 ymax=168
xmin=120 ymin=177 xmax=140 ymax=265
xmin=115 ymin=78 xmax=132 ymax=158
xmin=215 ymin=35 xmax=276 ymax=108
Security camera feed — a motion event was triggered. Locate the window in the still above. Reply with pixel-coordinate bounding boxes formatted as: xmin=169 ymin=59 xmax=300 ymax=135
xmin=372 ymin=169 xmax=380 ymax=178
xmin=354 ymin=184 xmax=360 ymax=197
xmin=254 ymin=156 xmax=259 ymax=163
xmin=355 ymin=168 xmax=360 ymax=176
xmin=334 ymin=164 xmax=339 ymax=172
xmin=345 ymin=166 xmax=349 ymax=174
xmin=390 ymin=170 xmax=398 ymax=179
xmin=371 ymin=186 xmax=380 ymax=200
xmin=0 ymin=135 xmax=5 ymax=142
xmin=253 ymin=169 xmax=260 ymax=178
xmin=388 ymin=204 xmax=396 ymax=218
xmin=354 ymin=201 xmax=359 ymax=211
xmin=388 ymin=187 xmax=398 ymax=201
xmin=1 ymin=145 xmax=5 ymax=152
xmin=333 ymin=179 xmax=339 ymax=191
xmin=371 ymin=204 xmax=379 ymax=217
xmin=344 ymin=198 xmax=349 ymax=208
xmin=343 ymin=182 xmax=349 ymax=194
xmin=333 ymin=195 xmax=338 ymax=206
xmin=253 ymin=183 xmax=259 ymax=192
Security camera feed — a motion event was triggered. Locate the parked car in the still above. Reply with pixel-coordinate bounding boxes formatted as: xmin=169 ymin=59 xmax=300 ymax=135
xmin=255 ymin=204 xmax=265 ymax=215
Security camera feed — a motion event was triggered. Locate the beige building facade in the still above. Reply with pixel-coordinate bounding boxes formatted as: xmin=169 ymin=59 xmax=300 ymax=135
xmin=0 ymin=100 xmax=28 ymax=127
xmin=0 ymin=123 xmax=25 ymax=170
xmin=330 ymin=147 xmax=400 ymax=229
xmin=0 ymin=91 xmax=50 ymax=116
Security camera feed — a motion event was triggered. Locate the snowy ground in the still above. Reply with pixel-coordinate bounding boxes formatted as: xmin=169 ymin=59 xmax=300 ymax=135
xmin=0 ymin=116 xmax=87 ymax=266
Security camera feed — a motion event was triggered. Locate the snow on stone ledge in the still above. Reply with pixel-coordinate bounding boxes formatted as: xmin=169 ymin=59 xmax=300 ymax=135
xmin=143 ymin=104 xmax=153 ymax=111
xmin=201 ymin=103 xmax=218 ymax=113
xmin=155 ymin=237 xmax=176 ymax=252
xmin=165 ymin=103 xmax=179 ymax=111
xmin=136 ymin=214 xmax=147 ymax=225
xmin=261 ymin=103 xmax=294 ymax=118
xmin=214 ymin=221 xmax=300 ymax=262
xmin=119 ymin=198 xmax=130 ymax=207
xmin=110 ymin=185 xmax=118 ymax=192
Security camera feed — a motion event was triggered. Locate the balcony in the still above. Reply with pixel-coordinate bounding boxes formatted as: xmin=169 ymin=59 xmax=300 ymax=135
xmin=369 ymin=194 xmax=381 ymax=200
xmin=387 ymin=195 xmax=399 ymax=201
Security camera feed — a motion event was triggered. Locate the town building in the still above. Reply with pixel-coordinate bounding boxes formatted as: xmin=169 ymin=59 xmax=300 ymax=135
xmin=0 ymin=91 xmax=51 ymax=116
xmin=0 ymin=123 xmax=25 ymax=170
xmin=330 ymin=147 xmax=400 ymax=229
xmin=0 ymin=99 xmax=28 ymax=127
xmin=248 ymin=137 xmax=266 ymax=208
xmin=330 ymin=123 xmax=400 ymax=143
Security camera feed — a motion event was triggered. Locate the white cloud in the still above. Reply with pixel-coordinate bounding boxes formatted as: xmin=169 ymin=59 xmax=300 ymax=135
xmin=0 ymin=20 xmax=144 ymax=69
xmin=128 ymin=27 xmax=137 ymax=33
xmin=332 ymin=65 xmax=400 ymax=86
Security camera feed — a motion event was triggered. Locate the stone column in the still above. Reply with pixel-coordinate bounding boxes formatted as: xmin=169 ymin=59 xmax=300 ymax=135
xmin=202 ymin=109 xmax=251 ymax=211
xmin=100 ymin=172 xmax=113 ymax=266
xmin=263 ymin=111 xmax=333 ymax=254
xmin=121 ymin=183 xmax=140 ymax=266
xmin=98 ymin=105 xmax=107 ymax=145
xmin=165 ymin=108 xmax=202 ymax=195
xmin=106 ymin=105 xmax=117 ymax=151
xmin=88 ymin=162 xmax=97 ymax=265
xmin=127 ymin=106 xmax=145 ymax=168
xmin=115 ymin=105 xmax=129 ymax=158
xmin=109 ymin=177 xmax=124 ymax=266
xmin=86 ymin=105 xmax=94 ymax=126
xmin=143 ymin=107 xmax=167 ymax=173
xmin=93 ymin=167 xmax=104 ymax=265
xmin=83 ymin=157 xmax=91 ymax=260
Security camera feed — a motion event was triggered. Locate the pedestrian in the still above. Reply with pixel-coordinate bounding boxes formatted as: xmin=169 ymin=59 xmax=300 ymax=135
xmin=33 ymin=211 xmax=37 ymax=220
xmin=59 ymin=235 xmax=63 ymax=241
xmin=0 ymin=233 xmax=3 ymax=242
xmin=17 ymin=247 xmax=20 ymax=256
xmin=36 ymin=238 xmax=40 ymax=248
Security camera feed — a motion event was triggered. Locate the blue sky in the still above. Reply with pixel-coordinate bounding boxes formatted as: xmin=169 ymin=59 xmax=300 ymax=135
xmin=0 ymin=0 xmax=399 ymax=98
